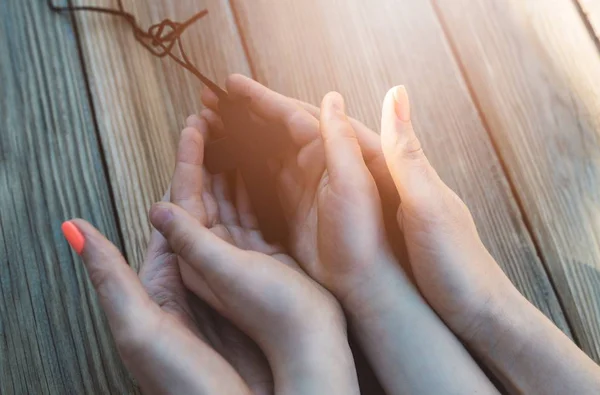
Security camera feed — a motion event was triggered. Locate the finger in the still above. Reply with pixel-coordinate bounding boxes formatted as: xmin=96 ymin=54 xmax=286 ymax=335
xmin=62 ymin=220 xmax=156 ymax=334
xmin=171 ymin=126 xmax=208 ymax=224
xmin=143 ymin=188 xmax=171 ymax=266
xmin=200 ymin=109 xmax=225 ymax=133
xmin=201 ymin=85 xmax=220 ymax=112
xmin=380 ymin=86 xmax=442 ymax=205
xmin=149 ymin=202 xmax=244 ymax=282
xmin=293 ymin=98 xmax=384 ymax=166
xmin=235 ymin=171 xmax=260 ymax=230
xmin=186 ymin=117 xmax=220 ymax=224
xmin=186 ymin=114 xmax=210 ymax=140
xmin=212 ymin=173 xmax=240 ymax=226
xmin=225 ymin=74 xmax=319 ymax=146
xmin=149 ymin=202 xmax=261 ymax=315
xmin=276 ymin=155 xmax=305 ymax=220
xmin=149 ymin=203 xmax=313 ymax=341
xmin=319 ymin=92 xmax=371 ymax=186
xmin=295 ymin=98 xmax=398 ymax=201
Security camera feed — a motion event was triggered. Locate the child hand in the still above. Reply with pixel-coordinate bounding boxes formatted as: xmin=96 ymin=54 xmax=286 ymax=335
xmin=151 ymin=120 xmax=360 ymax=395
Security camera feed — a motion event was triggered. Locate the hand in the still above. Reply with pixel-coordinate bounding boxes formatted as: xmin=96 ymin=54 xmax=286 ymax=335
xmin=202 ymin=76 xmax=600 ymax=394
xmin=61 ymin=220 xmax=252 ymax=395
xmin=200 ymin=76 xmax=498 ymax=395
xmin=201 ymin=76 xmax=504 ymax=339
xmin=150 ymin=120 xmax=360 ymax=395
xmin=201 ymin=79 xmax=392 ymax=303
xmin=139 ymin=118 xmax=274 ymax=395
xmin=379 ymin=86 xmax=600 ymax=393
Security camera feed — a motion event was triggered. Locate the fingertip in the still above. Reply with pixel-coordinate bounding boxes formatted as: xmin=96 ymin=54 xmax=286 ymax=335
xmin=225 ymin=73 xmax=251 ymax=91
xmin=149 ymin=202 xmax=175 ymax=232
xmin=380 ymin=85 xmax=415 ymax=154
xmin=65 ymin=219 xmax=124 ymax=261
xmin=62 ymin=220 xmax=86 ymax=255
xmin=186 ymin=114 xmax=198 ymax=127
xmin=322 ymin=91 xmax=345 ymax=116
xmin=201 ymin=86 xmax=220 ymax=110
xmin=392 ymin=85 xmax=410 ymax=122
xmin=200 ymin=109 xmax=225 ymax=131
xmin=380 ymin=88 xmax=400 ymax=151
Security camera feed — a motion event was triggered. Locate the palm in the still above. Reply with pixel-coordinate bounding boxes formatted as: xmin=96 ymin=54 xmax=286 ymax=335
xmin=139 ymin=183 xmax=274 ymax=395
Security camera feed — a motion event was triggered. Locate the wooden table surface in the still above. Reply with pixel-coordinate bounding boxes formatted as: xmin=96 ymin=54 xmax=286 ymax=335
xmin=2 ymin=0 xmax=600 ymax=392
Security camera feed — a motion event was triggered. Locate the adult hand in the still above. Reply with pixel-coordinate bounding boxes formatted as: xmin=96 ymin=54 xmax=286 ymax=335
xmin=61 ymin=220 xmax=252 ymax=395
xmin=150 ymin=119 xmax=360 ymax=395
xmin=379 ymin=86 xmax=600 ymax=394
xmin=61 ymin=118 xmax=272 ymax=395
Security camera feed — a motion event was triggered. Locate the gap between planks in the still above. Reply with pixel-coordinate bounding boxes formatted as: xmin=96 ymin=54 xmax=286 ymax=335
xmin=429 ymin=0 xmax=579 ymax=344
xmin=66 ymin=0 xmax=129 ymax=262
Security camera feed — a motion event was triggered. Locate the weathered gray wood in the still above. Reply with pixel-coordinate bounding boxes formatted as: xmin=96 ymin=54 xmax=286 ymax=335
xmin=434 ymin=0 xmax=600 ymax=362
xmin=0 ymin=0 xmax=137 ymax=392
xmin=72 ymin=0 xmax=251 ymax=267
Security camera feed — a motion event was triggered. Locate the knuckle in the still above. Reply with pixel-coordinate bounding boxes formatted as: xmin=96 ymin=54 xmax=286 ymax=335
xmin=398 ymin=134 xmax=425 ymax=161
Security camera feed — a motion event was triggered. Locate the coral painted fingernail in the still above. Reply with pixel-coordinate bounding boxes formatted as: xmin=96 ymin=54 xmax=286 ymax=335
xmin=61 ymin=221 xmax=85 ymax=255
xmin=393 ymin=86 xmax=411 ymax=122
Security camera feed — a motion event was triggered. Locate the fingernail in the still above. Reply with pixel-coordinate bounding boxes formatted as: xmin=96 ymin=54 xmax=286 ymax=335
xmin=393 ymin=86 xmax=410 ymax=122
xmin=149 ymin=203 xmax=173 ymax=230
xmin=62 ymin=221 xmax=85 ymax=255
xmin=328 ymin=92 xmax=344 ymax=112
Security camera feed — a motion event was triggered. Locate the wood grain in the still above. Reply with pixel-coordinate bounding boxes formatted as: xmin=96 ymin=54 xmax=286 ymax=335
xmin=433 ymin=0 xmax=600 ymax=361
xmin=578 ymin=0 xmax=600 ymax=43
xmin=71 ymin=0 xmax=250 ymax=266
xmin=0 ymin=0 xmax=137 ymax=393
xmin=230 ymin=0 xmax=571 ymax=332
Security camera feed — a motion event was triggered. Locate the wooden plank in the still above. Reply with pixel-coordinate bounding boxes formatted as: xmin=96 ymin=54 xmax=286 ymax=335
xmin=0 ymin=1 xmax=137 ymax=393
xmin=230 ymin=0 xmax=571 ymax=332
xmin=433 ymin=0 xmax=600 ymax=361
xmin=72 ymin=0 xmax=250 ymax=266
xmin=578 ymin=0 xmax=600 ymax=42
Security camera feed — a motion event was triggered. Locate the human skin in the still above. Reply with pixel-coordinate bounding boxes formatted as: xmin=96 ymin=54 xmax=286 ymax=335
xmin=379 ymin=86 xmax=600 ymax=394
xmin=62 ymin=119 xmax=359 ymax=395
xmin=200 ymin=76 xmax=498 ymax=395
xmin=202 ymin=75 xmax=600 ymax=394
xmin=61 ymin=217 xmax=253 ymax=395
xmin=150 ymin=120 xmax=359 ymax=395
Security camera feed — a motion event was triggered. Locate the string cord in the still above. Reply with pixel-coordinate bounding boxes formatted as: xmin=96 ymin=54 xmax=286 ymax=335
xmin=48 ymin=0 xmax=228 ymax=99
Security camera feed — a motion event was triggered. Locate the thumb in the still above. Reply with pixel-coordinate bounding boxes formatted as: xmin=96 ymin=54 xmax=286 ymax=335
xmin=61 ymin=220 xmax=157 ymax=336
xmin=148 ymin=202 xmax=249 ymax=305
xmin=380 ymin=86 xmax=444 ymax=207
xmin=320 ymin=91 xmax=373 ymax=189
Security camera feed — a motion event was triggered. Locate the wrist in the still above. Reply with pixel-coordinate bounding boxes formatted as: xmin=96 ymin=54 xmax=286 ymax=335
xmin=338 ymin=252 xmax=419 ymax=323
xmin=459 ymin=279 xmax=529 ymax=348
xmin=269 ymin=324 xmax=358 ymax=394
